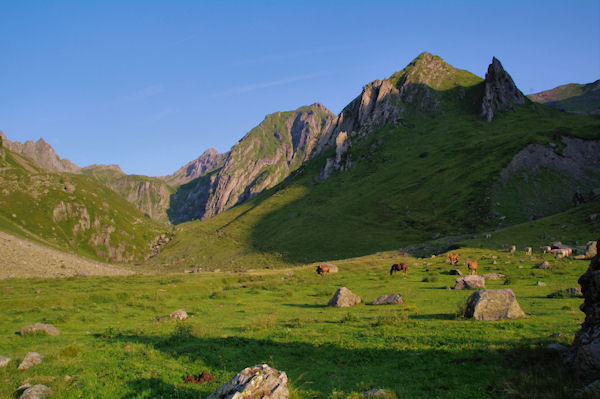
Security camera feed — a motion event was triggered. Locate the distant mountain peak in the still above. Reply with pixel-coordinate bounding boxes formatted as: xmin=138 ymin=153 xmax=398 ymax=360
xmin=528 ymin=79 xmax=600 ymax=115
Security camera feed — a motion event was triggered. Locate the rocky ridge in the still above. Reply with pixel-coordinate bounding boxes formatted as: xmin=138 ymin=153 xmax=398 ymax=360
xmin=161 ymin=148 xmax=228 ymax=186
xmin=479 ymin=57 xmax=526 ymax=122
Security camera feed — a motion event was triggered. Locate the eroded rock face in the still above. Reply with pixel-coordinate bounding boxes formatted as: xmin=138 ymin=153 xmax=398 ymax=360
xmin=566 ymin=239 xmax=600 ymax=379
xmin=454 ymin=275 xmax=485 ymax=290
xmin=208 ymin=364 xmax=288 ymax=399
xmin=328 ymin=287 xmax=361 ymax=307
xmin=464 ymin=289 xmax=525 ymax=321
xmin=20 ymin=323 xmax=60 ymax=336
xmin=480 ymin=57 xmax=526 ymax=122
xmin=163 ymin=148 xmax=228 ymax=186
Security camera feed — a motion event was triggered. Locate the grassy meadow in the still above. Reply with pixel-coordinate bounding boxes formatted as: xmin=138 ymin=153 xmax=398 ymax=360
xmin=0 ymin=247 xmax=589 ymax=398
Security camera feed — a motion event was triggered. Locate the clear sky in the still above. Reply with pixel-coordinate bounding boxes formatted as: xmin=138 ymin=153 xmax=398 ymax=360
xmin=1 ymin=1 xmax=599 ymax=176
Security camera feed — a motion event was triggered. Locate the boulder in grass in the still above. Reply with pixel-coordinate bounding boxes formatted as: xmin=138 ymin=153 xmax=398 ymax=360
xmin=454 ymin=275 xmax=485 ymax=290
xmin=170 ymin=309 xmax=188 ymax=320
xmin=371 ymin=294 xmax=403 ymax=305
xmin=328 ymin=287 xmax=361 ymax=307
xmin=536 ymin=261 xmax=552 ymax=270
xmin=464 ymin=289 xmax=525 ymax=321
xmin=482 ymin=273 xmax=505 ymax=280
xmin=19 ymin=384 xmax=52 ymax=399
xmin=18 ymin=352 xmax=43 ymax=370
xmin=0 ymin=356 xmax=10 ymax=368
xmin=208 ymin=364 xmax=288 ymax=399
xmin=20 ymin=323 xmax=59 ymax=336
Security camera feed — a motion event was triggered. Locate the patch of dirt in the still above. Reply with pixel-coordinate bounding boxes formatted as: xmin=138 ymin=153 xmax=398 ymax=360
xmin=0 ymin=230 xmax=133 ymax=279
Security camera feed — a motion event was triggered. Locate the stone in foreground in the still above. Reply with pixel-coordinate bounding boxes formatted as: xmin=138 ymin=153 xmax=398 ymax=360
xmin=18 ymin=352 xmax=43 ymax=370
xmin=371 ymin=294 xmax=403 ymax=305
xmin=170 ymin=309 xmax=188 ymax=320
xmin=464 ymin=289 xmax=525 ymax=321
xmin=328 ymin=287 xmax=361 ymax=307
xmin=208 ymin=364 xmax=288 ymax=399
xmin=454 ymin=275 xmax=485 ymax=290
xmin=19 ymin=384 xmax=52 ymax=399
xmin=20 ymin=323 xmax=60 ymax=336
xmin=0 ymin=355 xmax=10 ymax=368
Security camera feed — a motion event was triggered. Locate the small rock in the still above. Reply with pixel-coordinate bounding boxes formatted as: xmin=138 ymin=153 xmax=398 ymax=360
xmin=0 ymin=355 xmax=10 ymax=368
xmin=169 ymin=309 xmax=188 ymax=320
xmin=371 ymin=294 xmax=403 ymax=305
xmin=454 ymin=275 xmax=485 ymax=290
xmin=328 ymin=287 xmax=361 ymax=307
xmin=449 ymin=269 xmax=462 ymax=276
xmin=284 ymin=271 xmax=294 ymax=276
xmin=20 ymin=323 xmax=60 ymax=336
xmin=517 ymin=265 xmax=524 ymax=269
xmin=490 ymin=260 xmax=497 ymax=265
xmin=536 ymin=261 xmax=551 ymax=269
xmin=18 ymin=352 xmax=43 ymax=370
xmin=464 ymin=289 xmax=525 ymax=321
xmin=546 ymin=343 xmax=568 ymax=352
xmin=482 ymin=273 xmax=505 ymax=280
xmin=208 ymin=364 xmax=288 ymax=399
xmin=19 ymin=384 xmax=51 ymax=399
xmin=363 ymin=388 xmax=390 ymax=397
xmin=536 ymin=281 xmax=547 ymax=286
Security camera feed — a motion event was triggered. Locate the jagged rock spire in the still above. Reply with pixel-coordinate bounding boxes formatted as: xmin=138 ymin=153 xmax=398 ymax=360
xmin=480 ymin=57 xmax=526 ymax=122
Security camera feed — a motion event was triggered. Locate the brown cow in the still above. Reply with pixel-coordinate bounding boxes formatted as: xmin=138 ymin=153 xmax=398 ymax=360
xmin=509 ymin=245 xmax=517 ymax=255
xmin=316 ymin=265 xmax=330 ymax=275
xmin=465 ymin=259 xmax=478 ymax=275
xmin=390 ymin=263 xmax=408 ymax=276
xmin=525 ymin=247 xmax=532 ymax=256
xmin=446 ymin=253 xmax=459 ymax=265
xmin=540 ymin=246 xmax=552 ymax=254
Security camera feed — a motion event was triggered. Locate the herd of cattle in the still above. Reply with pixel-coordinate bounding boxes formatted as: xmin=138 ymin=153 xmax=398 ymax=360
xmin=315 ymin=241 xmax=589 ymax=277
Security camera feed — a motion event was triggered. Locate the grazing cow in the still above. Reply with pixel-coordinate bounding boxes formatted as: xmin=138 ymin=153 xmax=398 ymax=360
xmin=465 ymin=259 xmax=478 ymax=275
xmin=446 ymin=253 xmax=460 ymax=265
xmin=552 ymin=248 xmax=571 ymax=258
xmin=509 ymin=245 xmax=517 ymax=255
xmin=316 ymin=265 xmax=330 ymax=275
xmin=540 ymin=246 xmax=552 ymax=254
xmin=525 ymin=247 xmax=532 ymax=256
xmin=390 ymin=263 xmax=408 ymax=276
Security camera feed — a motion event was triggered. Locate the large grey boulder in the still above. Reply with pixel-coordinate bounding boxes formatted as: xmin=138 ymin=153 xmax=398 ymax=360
xmin=0 ymin=355 xmax=10 ymax=367
xmin=208 ymin=364 xmax=288 ymax=399
xmin=464 ymin=289 xmax=525 ymax=321
xmin=18 ymin=352 xmax=43 ymax=370
xmin=20 ymin=323 xmax=60 ymax=336
xmin=328 ymin=287 xmax=361 ymax=307
xmin=371 ymin=294 xmax=403 ymax=305
xmin=454 ymin=275 xmax=485 ymax=290
xmin=19 ymin=384 xmax=52 ymax=399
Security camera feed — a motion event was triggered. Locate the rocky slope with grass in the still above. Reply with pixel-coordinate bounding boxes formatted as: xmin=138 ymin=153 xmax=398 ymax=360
xmin=528 ymin=80 xmax=600 ymax=114
xmin=160 ymin=148 xmax=228 ymax=187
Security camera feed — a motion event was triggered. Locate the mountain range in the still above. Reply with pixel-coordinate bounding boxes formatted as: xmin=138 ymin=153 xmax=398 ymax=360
xmin=1 ymin=51 xmax=598 ymax=268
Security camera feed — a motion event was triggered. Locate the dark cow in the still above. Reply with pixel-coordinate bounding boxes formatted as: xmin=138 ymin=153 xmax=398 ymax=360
xmin=390 ymin=263 xmax=408 ymax=276
xmin=316 ymin=265 xmax=330 ymax=275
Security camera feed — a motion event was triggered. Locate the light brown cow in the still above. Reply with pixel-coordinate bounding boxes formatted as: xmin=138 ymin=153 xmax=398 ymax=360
xmin=316 ymin=265 xmax=330 ymax=275
xmin=465 ymin=259 xmax=478 ymax=275
xmin=525 ymin=247 xmax=532 ymax=256
xmin=552 ymin=248 xmax=571 ymax=258
xmin=446 ymin=253 xmax=459 ymax=265
xmin=509 ymin=245 xmax=517 ymax=255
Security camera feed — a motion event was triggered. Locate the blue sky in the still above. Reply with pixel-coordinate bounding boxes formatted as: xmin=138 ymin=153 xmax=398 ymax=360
xmin=1 ymin=1 xmax=599 ymax=176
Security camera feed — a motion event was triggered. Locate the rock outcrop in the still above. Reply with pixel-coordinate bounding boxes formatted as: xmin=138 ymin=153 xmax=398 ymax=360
xmin=454 ymin=275 xmax=485 ymax=290
xmin=479 ymin=57 xmax=526 ymax=122
xmin=208 ymin=364 xmax=289 ymax=399
xmin=0 ymin=130 xmax=80 ymax=173
xmin=565 ymin=239 xmax=600 ymax=380
xmin=161 ymin=148 xmax=228 ymax=186
xmin=328 ymin=287 xmax=361 ymax=307
xmin=464 ymin=289 xmax=525 ymax=321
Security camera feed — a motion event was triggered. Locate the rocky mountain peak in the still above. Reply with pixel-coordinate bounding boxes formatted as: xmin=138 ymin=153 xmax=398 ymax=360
xmin=161 ymin=147 xmax=228 ymax=186
xmin=480 ymin=57 xmax=526 ymax=122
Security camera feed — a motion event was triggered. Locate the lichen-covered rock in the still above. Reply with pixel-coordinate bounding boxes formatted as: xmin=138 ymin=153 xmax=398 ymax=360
xmin=566 ymin=239 xmax=600 ymax=379
xmin=480 ymin=57 xmax=526 ymax=122
xmin=454 ymin=275 xmax=485 ymax=290
xmin=18 ymin=352 xmax=43 ymax=370
xmin=0 ymin=355 xmax=10 ymax=367
xmin=328 ymin=287 xmax=361 ymax=307
xmin=371 ymin=294 xmax=403 ymax=305
xmin=20 ymin=323 xmax=60 ymax=336
xmin=19 ymin=384 xmax=52 ymax=399
xmin=169 ymin=309 xmax=188 ymax=320
xmin=208 ymin=364 xmax=288 ymax=399
xmin=464 ymin=289 xmax=525 ymax=321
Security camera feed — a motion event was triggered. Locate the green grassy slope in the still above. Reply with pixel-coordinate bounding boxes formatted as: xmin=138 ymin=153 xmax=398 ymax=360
xmin=149 ymin=100 xmax=600 ymax=270
xmin=81 ymin=165 xmax=175 ymax=224
xmin=528 ymin=80 xmax=600 ymax=114
xmin=0 ymin=149 xmax=166 ymax=263
xmin=0 ymin=248 xmax=589 ymax=398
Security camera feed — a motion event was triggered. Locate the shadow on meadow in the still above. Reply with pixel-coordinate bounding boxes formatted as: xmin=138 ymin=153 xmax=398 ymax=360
xmin=103 ymin=332 xmax=578 ymax=399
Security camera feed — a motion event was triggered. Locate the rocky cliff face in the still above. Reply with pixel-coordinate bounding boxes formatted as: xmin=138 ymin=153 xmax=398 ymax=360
xmin=479 ymin=57 xmax=526 ymax=122
xmin=168 ymin=104 xmax=335 ymax=223
xmin=0 ymin=130 xmax=80 ymax=173
xmin=317 ymin=52 xmax=483 ymax=179
xmin=161 ymin=148 xmax=228 ymax=187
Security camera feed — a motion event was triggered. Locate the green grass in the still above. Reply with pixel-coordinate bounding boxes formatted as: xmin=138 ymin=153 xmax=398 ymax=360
xmin=0 ymin=248 xmax=590 ymax=398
